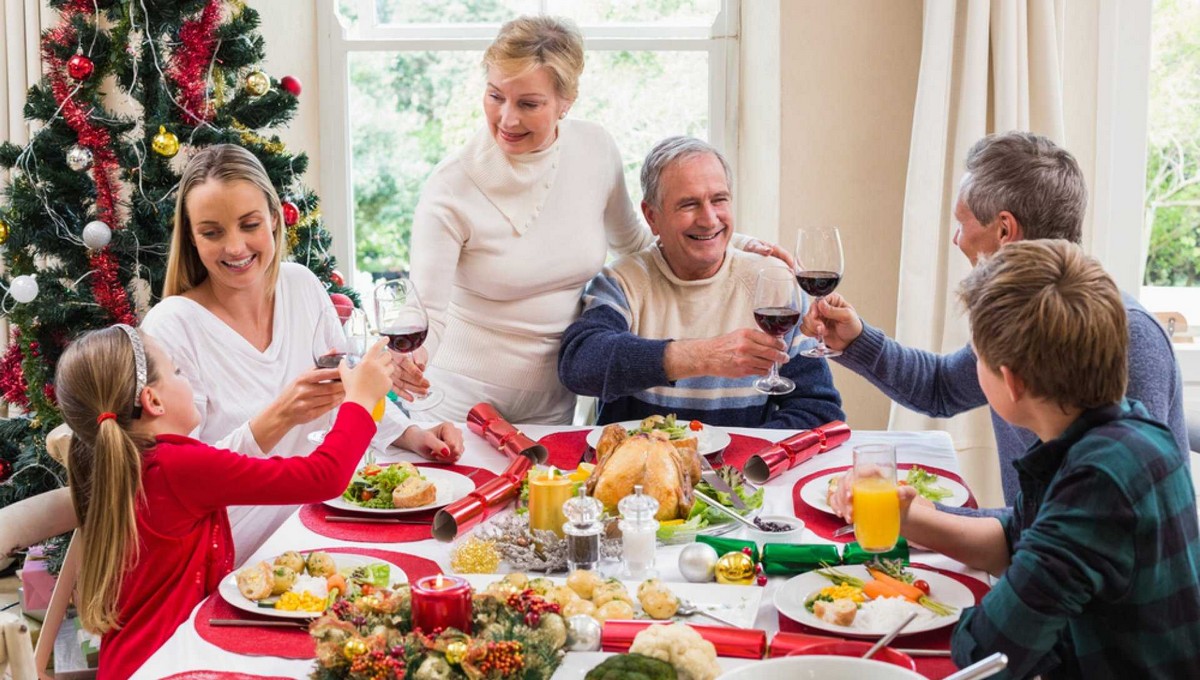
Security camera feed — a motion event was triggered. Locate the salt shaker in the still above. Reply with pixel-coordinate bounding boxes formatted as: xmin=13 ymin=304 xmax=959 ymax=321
xmin=562 ymin=487 xmax=604 ymax=572
xmin=618 ymin=485 xmax=659 ymax=579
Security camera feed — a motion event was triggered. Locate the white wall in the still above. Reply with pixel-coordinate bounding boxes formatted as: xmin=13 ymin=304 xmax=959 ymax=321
xmin=256 ymin=2 xmax=322 ymax=195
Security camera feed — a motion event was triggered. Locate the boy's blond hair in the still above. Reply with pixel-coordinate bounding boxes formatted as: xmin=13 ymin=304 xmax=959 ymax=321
xmin=959 ymin=240 xmax=1127 ymax=411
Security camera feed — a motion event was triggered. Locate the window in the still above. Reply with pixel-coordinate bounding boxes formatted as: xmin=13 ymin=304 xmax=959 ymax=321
xmin=1140 ymin=0 xmax=1200 ymax=324
xmin=317 ymin=0 xmax=738 ymax=294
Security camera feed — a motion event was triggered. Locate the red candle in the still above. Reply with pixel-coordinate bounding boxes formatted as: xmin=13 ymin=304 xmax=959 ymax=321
xmin=411 ymin=574 xmax=472 ymax=634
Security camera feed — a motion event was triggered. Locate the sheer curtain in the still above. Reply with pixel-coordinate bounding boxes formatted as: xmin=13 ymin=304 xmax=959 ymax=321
xmin=891 ymin=0 xmax=1065 ymax=506
xmin=1 ymin=1 xmax=52 ymax=418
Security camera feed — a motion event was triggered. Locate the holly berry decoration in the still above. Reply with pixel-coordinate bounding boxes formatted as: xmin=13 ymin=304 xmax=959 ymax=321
xmin=67 ymin=53 xmax=95 ymax=80
xmin=330 ymin=270 xmax=345 ymax=287
xmin=281 ymin=201 xmax=299 ymax=226
xmin=0 ymin=458 xmax=12 ymax=483
xmin=152 ymin=126 xmax=180 ymax=158
xmin=280 ymin=75 xmax=302 ymax=96
xmin=245 ymin=70 xmax=270 ymax=96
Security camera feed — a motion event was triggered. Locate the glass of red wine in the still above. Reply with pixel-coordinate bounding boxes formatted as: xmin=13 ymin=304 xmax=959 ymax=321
xmin=752 ymin=266 xmax=801 ymax=395
xmin=795 ymin=225 xmax=844 ymax=358
xmin=375 ymin=278 xmax=443 ymax=412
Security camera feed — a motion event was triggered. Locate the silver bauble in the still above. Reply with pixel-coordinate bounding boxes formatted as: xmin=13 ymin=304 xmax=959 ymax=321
xmin=9 ymin=275 xmax=38 ymax=304
xmin=564 ymin=614 xmax=602 ymax=652
xmin=66 ymin=145 xmax=93 ymax=171
xmin=678 ymin=542 xmax=720 ymax=582
xmin=82 ymin=220 xmax=112 ymax=249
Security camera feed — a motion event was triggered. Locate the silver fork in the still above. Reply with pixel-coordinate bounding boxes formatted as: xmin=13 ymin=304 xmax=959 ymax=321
xmin=675 ymin=599 xmax=741 ymax=627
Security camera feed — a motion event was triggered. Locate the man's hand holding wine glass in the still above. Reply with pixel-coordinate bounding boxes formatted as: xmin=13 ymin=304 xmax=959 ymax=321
xmin=663 ymin=328 xmax=789 ymax=382
xmin=799 ymin=293 xmax=865 ymax=353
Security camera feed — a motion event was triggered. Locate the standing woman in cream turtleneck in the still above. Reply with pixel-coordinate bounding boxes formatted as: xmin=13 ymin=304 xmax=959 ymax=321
xmin=406 ymin=15 xmax=784 ymax=424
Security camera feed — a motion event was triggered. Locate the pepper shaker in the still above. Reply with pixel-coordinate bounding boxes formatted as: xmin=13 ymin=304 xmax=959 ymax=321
xmin=562 ymin=487 xmax=604 ymax=572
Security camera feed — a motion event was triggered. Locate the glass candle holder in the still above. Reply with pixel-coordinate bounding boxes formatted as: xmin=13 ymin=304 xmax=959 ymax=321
xmin=529 ymin=467 xmax=575 ymax=537
xmin=562 ymin=487 xmax=604 ymax=572
xmin=618 ymin=485 xmax=660 ymax=579
xmin=410 ymin=574 xmax=472 ymax=634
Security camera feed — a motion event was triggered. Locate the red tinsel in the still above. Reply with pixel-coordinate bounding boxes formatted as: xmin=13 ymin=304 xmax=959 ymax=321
xmin=0 ymin=341 xmax=29 ymax=408
xmin=42 ymin=8 xmax=136 ymax=326
xmin=89 ymin=251 xmax=136 ymax=326
xmin=170 ymin=0 xmax=221 ymax=123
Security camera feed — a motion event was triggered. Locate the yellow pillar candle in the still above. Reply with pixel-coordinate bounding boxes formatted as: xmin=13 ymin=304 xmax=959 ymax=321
xmin=529 ymin=467 xmax=575 ymax=537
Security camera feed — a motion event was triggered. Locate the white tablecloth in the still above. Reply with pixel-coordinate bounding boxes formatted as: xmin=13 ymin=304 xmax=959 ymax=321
xmin=133 ymin=425 xmax=982 ymax=679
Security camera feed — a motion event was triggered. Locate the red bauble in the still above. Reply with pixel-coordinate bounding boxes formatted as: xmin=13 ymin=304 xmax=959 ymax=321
xmin=282 ymin=201 xmax=300 ymax=226
xmin=280 ymin=75 xmax=302 ymax=96
xmin=0 ymin=458 xmax=11 ymax=483
xmin=67 ymin=53 xmax=95 ymax=80
xmin=330 ymin=270 xmax=345 ymax=287
xmin=329 ymin=293 xmax=354 ymax=324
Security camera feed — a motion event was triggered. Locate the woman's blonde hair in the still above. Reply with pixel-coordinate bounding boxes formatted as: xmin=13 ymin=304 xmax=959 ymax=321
xmin=162 ymin=144 xmax=286 ymax=298
xmin=483 ymin=15 xmax=585 ymax=101
xmin=55 ymin=326 xmax=160 ymax=634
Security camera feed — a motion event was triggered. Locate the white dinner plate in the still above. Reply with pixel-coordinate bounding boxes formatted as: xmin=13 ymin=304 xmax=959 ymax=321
xmin=218 ymin=553 xmax=407 ymax=620
xmin=585 ymin=420 xmax=732 ymax=458
xmin=460 ymin=574 xmax=763 ymax=630
xmin=774 ymin=565 xmax=977 ymax=638
xmin=323 ymin=466 xmax=475 ymax=515
xmin=799 ymin=466 xmax=970 ymax=516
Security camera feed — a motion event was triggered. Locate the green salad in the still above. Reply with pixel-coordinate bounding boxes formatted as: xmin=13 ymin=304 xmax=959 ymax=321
xmin=628 ymin=414 xmax=693 ymax=441
xmin=341 ymin=462 xmax=423 ymax=509
xmin=905 ymin=466 xmax=953 ymax=502
xmin=657 ymin=466 xmax=764 ymax=541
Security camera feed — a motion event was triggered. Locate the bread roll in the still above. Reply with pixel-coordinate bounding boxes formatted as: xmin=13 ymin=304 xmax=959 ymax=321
xmin=392 ymin=475 xmax=436 ymax=508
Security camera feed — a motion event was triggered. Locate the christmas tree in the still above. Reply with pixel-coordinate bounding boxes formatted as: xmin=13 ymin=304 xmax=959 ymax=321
xmin=0 ymin=0 xmax=354 ymax=515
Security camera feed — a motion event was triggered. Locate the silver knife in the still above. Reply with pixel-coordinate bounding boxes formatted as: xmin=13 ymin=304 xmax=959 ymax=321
xmin=698 ymin=455 xmax=747 ymax=510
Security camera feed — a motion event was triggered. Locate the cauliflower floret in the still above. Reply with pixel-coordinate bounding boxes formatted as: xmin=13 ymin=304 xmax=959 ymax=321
xmin=628 ymin=622 xmax=718 ymax=680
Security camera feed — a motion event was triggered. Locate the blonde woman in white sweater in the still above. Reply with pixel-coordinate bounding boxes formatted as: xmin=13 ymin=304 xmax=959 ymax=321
xmin=407 ymin=16 xmax=787 ymax=424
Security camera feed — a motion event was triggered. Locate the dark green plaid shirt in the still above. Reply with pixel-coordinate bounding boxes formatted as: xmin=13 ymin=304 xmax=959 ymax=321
xmin=951 ymin=400 xmax=1200 ymax=679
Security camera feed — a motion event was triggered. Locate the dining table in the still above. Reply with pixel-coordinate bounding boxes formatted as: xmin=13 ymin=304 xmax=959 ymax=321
xmin=131 ymin=422 xmax=988 ymax=680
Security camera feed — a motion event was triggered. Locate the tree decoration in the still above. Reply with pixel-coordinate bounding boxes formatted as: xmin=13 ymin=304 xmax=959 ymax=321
xmin=245 ymin=70 xmax=270 ymax=96
xmin=9 ymin=275 xmax=39 ymax=304
xmin=0 ymin=219 xmax=8 ymax=245
xmin=281 ymin=200 xmax=299 ymax=226
xmin=0 ymin=459 xmax=11 ymax=483
xmin=329 ymin=270 xmax=345 ymax=287
xmin=67 ymin=53 xmax=94 ymax=80
xmin=280 ymin=75 xmax=302 ymax=96
xmin=82 ymin=220 xmax=112 ymax=250
xmin=66 ymin=145 xmax=93 ymax=171
xmin=169 ymin=0 xmax=221 ymax=123
xmin=151 ymin=126 xmax=181 ymax=158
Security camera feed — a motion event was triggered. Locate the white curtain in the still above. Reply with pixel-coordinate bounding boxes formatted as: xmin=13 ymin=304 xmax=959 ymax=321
xmin=1 ymin=0 xmax=52 ymax=417
xmin=891 ymin=0 xmax=1065 ymax=507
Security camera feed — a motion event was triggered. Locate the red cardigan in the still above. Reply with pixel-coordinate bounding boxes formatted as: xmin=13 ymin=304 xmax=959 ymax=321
xmin=99 ymin=403 xmax=375 ymax=679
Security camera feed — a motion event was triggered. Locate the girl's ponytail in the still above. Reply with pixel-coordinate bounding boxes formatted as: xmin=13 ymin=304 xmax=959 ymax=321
xmin=56 ymin=325 xmax=158 ymax=634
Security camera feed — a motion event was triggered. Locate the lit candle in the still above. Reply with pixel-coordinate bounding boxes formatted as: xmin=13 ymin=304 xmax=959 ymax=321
xmin=410 ymin=574 xmax=472 ymax=634
xmin=528 ymin=467 xmax=574 ymax=537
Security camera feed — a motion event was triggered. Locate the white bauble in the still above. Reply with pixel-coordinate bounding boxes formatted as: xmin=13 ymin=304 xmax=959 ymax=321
xmin=564 ymin=614 xmax=602 ymax=652
xmin=10 ymin=275 xmax=38 ymax=303
xmin=82 ymin=220 xmax=112 ymax=249
xmin=678 ymin=542 xmax=720 ymax=583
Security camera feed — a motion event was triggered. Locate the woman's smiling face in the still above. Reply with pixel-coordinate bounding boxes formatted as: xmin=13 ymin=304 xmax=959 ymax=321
xmin=483 ymin=64 xmax=571 ymax=155
xmin=185 ymin=178 xmax=277 ymax=294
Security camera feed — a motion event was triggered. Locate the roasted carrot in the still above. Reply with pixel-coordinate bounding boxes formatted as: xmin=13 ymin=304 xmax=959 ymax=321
xmin=867 ymin=568 xmax=924 ymax=602
xmin=863 ymin=579 xmax=904 ymax=601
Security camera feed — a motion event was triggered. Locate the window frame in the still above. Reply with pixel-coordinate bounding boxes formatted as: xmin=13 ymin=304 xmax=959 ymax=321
xmin=315 ymin=0 xmax=740 ymax=281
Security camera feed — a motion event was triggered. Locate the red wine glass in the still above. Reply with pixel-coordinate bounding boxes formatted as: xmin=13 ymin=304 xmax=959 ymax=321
xmin=752 ymin=266 xmax=801 ymax=395
xmin=375 ymin=278 xmax=443 ymax=412
xmin=795 ymin=225 xmax=844 ymax=358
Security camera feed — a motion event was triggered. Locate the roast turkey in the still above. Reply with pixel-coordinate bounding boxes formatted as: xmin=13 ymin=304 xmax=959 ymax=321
xmin=586 ymin=424 xmax=703 ymax=521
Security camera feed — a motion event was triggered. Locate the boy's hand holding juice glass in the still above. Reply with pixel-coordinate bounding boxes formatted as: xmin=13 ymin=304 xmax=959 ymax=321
xmin=850 ymin=443 xmax=901 ymax=553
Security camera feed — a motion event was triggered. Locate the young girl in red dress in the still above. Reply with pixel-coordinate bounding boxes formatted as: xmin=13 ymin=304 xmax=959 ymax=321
xmin=54 ymin=323 xmax=394 ymax=678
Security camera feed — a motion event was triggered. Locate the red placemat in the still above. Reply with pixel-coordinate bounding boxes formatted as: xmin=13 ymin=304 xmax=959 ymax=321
xmin=537 ymin=430 xmax=772 ymax=471
xmin=160 ymin=674 xmax=294 ymax=680
xmin=194 ymin=548 xmax=441 ymax=659
xmin=778 ymin=563 xmax=990 ymax=679
xmin=299 ymin=464 xmax=496 ymax=542
xmin=792 ymin=465 xmax=979 ymax=543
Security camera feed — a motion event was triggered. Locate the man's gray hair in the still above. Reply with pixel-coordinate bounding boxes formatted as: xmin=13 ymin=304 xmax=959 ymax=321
xmin=959 ymin=131 xmax=1087 ymax=244
xmin=641 ymin=136 xmax=732 ymax=209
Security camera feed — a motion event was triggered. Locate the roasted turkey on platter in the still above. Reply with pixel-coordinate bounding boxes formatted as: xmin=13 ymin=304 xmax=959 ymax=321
xmin=586 ymin=423 xmax=703 ymax=521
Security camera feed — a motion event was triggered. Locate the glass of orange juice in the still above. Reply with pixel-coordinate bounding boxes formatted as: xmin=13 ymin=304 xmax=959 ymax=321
xmin=852 ymin=443 xmax=900 ymax=553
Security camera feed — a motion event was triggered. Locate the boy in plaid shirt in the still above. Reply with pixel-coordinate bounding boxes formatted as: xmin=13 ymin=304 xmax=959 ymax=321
xmin=841 ymin=240 xmax=1200 ymax=678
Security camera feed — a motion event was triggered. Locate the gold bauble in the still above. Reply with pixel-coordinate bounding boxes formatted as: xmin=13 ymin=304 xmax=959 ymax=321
xmin=151 ymin=126 xmax=180 ymax=157
xmin=342 ymin=637 xmax=368 ymax=659
xmin=444 ymin=640 xmax=468 ymax=665
xmin=245 ymin=70 xmax=270 ymax=96
xmin=714 ymin=552 xmax=756 ymax=585
xmin=0 ymin=219 xmax=8 ymax=244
